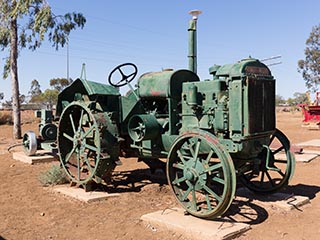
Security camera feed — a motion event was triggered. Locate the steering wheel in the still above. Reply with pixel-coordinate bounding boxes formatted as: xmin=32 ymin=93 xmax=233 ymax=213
xmin=108 ymin=63 xmax=138 ymax=87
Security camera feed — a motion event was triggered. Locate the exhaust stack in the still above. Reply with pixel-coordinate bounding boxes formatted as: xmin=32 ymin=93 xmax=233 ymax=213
xmin=188 ymin=10 xmax=202 ymax=73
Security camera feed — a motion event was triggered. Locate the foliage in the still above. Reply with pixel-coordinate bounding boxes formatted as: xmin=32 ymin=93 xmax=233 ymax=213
xmin=38 ymin=164 xmax=68 ymax=186
xmin=0 ymin=111 xmax=13 ymax=125
xmin=50 ymin=77 xmax=72 ymax=92
xmin=0 ymin=0 xmax=86 ymax=139
xmin=275 ymin=94 xmax=286 ymax=106
xmin=286 ymin=92 xmax=309 ymax=106
xmin=41 ymin=88 xmax=59 ymax=109
xmin=2 ymin=94 xmax=27 ymax=108
xmin=298 ymin=24 xmax=320 ymax=92
xmin=29 ymin=79 xmax=42 ymax=102
xmin=0 ymin=92 xmax=3 ymax=101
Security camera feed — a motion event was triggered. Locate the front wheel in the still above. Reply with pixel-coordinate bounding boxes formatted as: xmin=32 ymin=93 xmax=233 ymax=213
xmin=167 ymin=130 xmax=236 ymax=219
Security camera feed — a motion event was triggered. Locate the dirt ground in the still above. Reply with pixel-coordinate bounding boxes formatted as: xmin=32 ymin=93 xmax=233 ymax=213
xmin=0 ymin=111 xmax=319 ymax=240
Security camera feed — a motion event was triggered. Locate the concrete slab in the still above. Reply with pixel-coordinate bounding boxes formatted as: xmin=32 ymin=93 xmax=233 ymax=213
xmin=12 ymin=150 xmax=57 ymax=164
xmin=141 ymin=208 xmax=250 ymax=240
xmin=236 ymin=188 xmax=310 ymax=211
xmin=297 ymin=139 xmax=320 ymax=148
xmin=53 ymin=185 xmax=120 ymax=203
xmin=302 ymin=149 xmax=320 ymax=155
xmin=277 ymin=152 xmax=318 ymax=162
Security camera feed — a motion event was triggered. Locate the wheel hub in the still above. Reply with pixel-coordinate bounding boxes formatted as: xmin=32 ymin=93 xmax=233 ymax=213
xmin=185 ymin=168 xmax=198 ymax=181
xmin=183 ymin=159 xmax=207 ymax=189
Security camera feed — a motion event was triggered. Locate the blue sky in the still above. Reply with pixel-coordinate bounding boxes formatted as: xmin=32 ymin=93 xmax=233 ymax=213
xmin=1 ymin=0 xmax=319 ymax=100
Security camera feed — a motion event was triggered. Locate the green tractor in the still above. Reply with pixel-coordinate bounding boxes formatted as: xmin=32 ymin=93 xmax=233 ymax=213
xmin=26 ymin=10 xmax=295 ymax=219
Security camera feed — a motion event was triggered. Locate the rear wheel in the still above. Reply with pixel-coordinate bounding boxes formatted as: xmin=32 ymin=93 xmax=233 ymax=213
xmin=239 ymin=129 xmax=295 ymax=193
xmin=167 ymin=130 xmax=236 ymax=219
xmin=58 ymin=102 xmax=103 ymax=185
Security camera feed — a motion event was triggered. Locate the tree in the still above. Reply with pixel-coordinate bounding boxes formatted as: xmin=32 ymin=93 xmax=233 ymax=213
xmin=41 ymin=88 xmax=58 ymax=109
xmin=29 ymin=79 xmax=42 ymax=102
xmin=275 ymin=94 xmax=286 ymax=106
xmin=298 ymin=24 xmax=320 ymax=92
xmin=50 ymin=77 xmax=72 ymax=92
xmin=0 ymin=1 xmax=86 ymax=139
xmin=2 ymin=94 xmax=26 ymax=108
xmin=292 ymin=92 xmax=309 ymax=105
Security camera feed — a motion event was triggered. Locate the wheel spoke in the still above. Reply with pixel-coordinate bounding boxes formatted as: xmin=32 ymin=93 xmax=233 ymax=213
xmin=82 ymin=124 xmax=96 ymax=139
xmin=69 ymin=114 xmax=76 ymax=134
xmin=65 ymin=145 xmax=77 ymax=163
xmin=172 ymin=175 xmax=187 ymax=185
xmin=265 ymin=171 xmax=275 ymax=187
xmin=203 ymin=185 xmax=222 ymax=203
xmin=260 ymin=171 xmax=265 ymax=185
xmin=63 ymin=132 xmax=74 ymax=142
xmin=83 ymin=154 xmax=94 ymax=173
xmin=191 ymin=187 xmax=197 ymax=211
xmin=205 ymin=193 xmax=212 ymax=211
xmin=202 ymin=162 xmax=222 ymax=174
xmin=78 ymin=109 xmax=84 ymax=131
xmin=188 ymin=139 xmax=196 ymax=157
xmin=77 ymin=151 xmax=81 ymax=180
xmin=177 ymin=150 xmax=187 ymax=164
xmin=194 ymin=140 xmax=201 ymax=160
xmin=181 ymin=182 xmax=193 ymax=201
xmin=277 ymin=170 xmax=285 ymax=177
xmin=269 ymin=133 xmax=276 ymax=145
xmin=273 ymin=159 xmax=288 ymax=164
xmin=272 ymin=146 xmax=284 ymax=155
xmin=205 ymin=150 xmax=214 ymax=163
xmin=84 ymin=143 xmax=98 ymax=152
xmin=212 ymin=176 xmax=225 ymax=185
xmin=172 ymin=163 xmax=184 ymax=170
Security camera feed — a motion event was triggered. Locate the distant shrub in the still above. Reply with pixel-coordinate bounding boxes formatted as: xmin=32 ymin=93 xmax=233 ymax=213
xmin=0 ymin=111 xmax=13 ymax=125
xmin=38 ymin=165 xmax=68 ymax=186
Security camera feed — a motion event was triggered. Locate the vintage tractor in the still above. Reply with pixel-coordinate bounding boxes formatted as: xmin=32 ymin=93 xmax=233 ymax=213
xmin=45 ymin=10 xmax=295 ymax=219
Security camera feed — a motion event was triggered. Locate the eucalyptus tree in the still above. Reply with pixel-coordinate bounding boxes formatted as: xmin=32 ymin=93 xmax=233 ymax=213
xmin=0 ymin=0 xmax=86 ymax=138
xmin=298 ymin=24 xmax=320 ymax=93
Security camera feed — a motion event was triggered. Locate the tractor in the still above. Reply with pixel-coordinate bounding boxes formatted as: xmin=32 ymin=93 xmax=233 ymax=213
xmin=23 ymin=10 xmax=295 ymax=219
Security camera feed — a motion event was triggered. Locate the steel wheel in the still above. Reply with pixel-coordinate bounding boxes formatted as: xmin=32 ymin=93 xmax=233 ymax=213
xmin=167 ymin=130 xmax=236 ymax=219
xmin=23 ymin=131 xmax=37 ymax=156
xmin=239 ymin=128 xmax=295 ymax=193
xmin=58 ymin=102 xmax=101 ymax=185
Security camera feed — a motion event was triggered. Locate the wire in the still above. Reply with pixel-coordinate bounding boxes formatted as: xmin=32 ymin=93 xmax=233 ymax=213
xmin=7 ymin=143 xmax=24 ymax=153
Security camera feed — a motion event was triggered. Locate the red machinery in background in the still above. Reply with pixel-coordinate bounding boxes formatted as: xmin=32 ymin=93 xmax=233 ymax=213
xmin=299 ymin=92 xmax=320 ymax=129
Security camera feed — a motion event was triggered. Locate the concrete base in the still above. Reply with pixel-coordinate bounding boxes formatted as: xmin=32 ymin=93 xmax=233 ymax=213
xmin=297 ymin=139 xmax=320 ymax=148
xmin=236 ymin=188 xmax=310 ymax=211
xmin=277 ymin=152 xmax=318 ymax=162
xmin=53 ymin=185 xmax=120 ymax=203
xmin=12 ymin=150 xmax=57 ymax=164
xmin=141 ymin=208 xmax=250 ymax=240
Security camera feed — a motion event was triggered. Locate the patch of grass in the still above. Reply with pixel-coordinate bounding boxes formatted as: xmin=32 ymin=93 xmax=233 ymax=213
xmin=0 ymin=111 xmax=13 ymax=125
xmin=38 ymin=165 xmax=68 ymax=186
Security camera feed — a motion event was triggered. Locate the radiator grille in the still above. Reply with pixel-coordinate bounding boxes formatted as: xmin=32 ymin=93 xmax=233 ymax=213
xmin=248 ymin=78 xmax=275 ymax=134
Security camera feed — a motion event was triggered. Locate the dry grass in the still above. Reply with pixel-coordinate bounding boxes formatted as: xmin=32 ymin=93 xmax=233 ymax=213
xmin=0 ymin=111 xmax=13 ymax=125
xmin=0 ymin=110 xmax=38 ymax=125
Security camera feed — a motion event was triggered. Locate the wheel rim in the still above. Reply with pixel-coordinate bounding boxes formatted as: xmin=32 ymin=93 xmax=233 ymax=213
xmin=23 ymin=131 xmax=37 ymax=156
xmin=167 ymin=131 xmax=236 ymax=219
xmin=58 ymin=102 xmax=101 ymax=185
xmin=240 ymin=129 xmax=295 ymax=193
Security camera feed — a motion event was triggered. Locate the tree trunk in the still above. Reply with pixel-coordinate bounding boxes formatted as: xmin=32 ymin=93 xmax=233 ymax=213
xmin=10 ymin=16 xmax=21 ymax=139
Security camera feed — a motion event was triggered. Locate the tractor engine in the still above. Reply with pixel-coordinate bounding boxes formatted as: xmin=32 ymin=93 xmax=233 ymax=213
xmin=127 ymin=69 xmax=200 ymax=157
xmin=180 ymin=58 xmax=275 ymax=159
